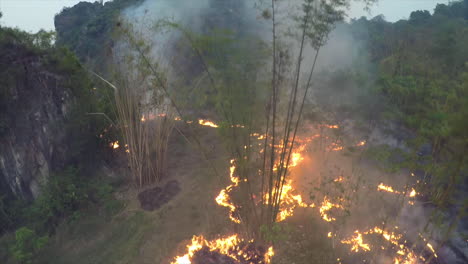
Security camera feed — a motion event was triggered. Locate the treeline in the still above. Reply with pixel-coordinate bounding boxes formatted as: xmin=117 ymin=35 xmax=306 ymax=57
xmin=350 ymin=1 xmax=468 ymax=207
xmin=54 ymin=0 xmax=144 ymax=71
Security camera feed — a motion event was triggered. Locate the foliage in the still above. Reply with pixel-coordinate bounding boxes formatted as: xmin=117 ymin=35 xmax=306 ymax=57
xmin=0 ymin=23 xmax=114 ymax=236
xmin=24 ymin=167 xmax=91 ymax=232
xmin=101 ymin=23 xmax=176 ymax=186
xmin=259 ymin=223 xmax=292 ymax=243
xmin=347 ymin=0 xmax=468 ymax=207
xmin=54 ymin=0 xmax=144 ymax=71
xmin=9 ymin=227 xmax=48 ymax=264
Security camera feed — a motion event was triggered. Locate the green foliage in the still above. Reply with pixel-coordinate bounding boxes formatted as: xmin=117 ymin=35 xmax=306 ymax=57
xmin=10 ymin=227 xmax=48 ymax=264
xmin=260 ymin=223 xmax=292 ymax=243
xmin=55 ymin=0 xmax=144 ymax=71
xmin=24 ymin=167 xmax=90 ymax=232
xmin=348 ymin=1 xmax=468 ymax=206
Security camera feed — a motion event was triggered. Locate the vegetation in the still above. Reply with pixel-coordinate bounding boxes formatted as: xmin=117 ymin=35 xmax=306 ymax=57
xmin=55 ymin=0 xmax=144 ymax=71
xmin=9 ymin=227 xmax=48 ymax=264
xmin=0 ymin=20 xmax=121 ymax=263
xmin=346 ymin=1 xmax=468 ymax=207
xmin=1 ymin=0 xmax=468 ymax=263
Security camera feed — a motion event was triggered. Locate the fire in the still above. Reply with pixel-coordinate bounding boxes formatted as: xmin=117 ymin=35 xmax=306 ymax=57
xmin=110 ymin=141 xmax=120 ymax=149
xmin=141 ymin=115 xmax=146 ymax=122
xmin=320 ymin=124 xmax=339 ymax=129
xmin=341 ymin=231 xmax=371 ymax=252
xmin=198 ymin=119 xmax=219 ymax=128
xmin=377 ymin=183 xmax=401 ymax=194
xmin=426 ymin=243 xmax=438 ymax=258
xmin=215 ymin=160 xmax=241 ymax=223
xmin=369 ymin=227 xmax=403 ymax=245
xmin=328 ymin=142 xmax=344 ymax=151
xmin=270 ymin=180 xmax=315 ymax=222
xmin=319 ymin=196 xmax=343 ymax=222
xmin=339 ymin=226 xmax=434 ymax=264
xmin=170 ymin=234 xmax=274 ymax=264
xmin=377 ymin=184 xmax=419 ymax=198
xmin=290 ymin=145 xmax=305 ymax=168
xmin=333 ymin=176 xmax=344 ymax=182
xmin=356 ymin=140 xmax=366 ymax=147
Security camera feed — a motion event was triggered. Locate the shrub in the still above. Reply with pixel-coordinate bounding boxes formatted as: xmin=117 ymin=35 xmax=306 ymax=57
xmin=25 ymin=167 xmax=90 ymax=232
xmin=10 ymin=227 xmax=48 ymax=264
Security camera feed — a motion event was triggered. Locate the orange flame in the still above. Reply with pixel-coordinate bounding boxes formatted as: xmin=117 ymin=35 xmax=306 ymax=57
xmin=356 ymin=140 xmax=366 ymax=147
xmin=377 ymin=183 xmax=401 ymax=194
xmin=319 ymin=196 xmax=343 ymax=222
xmin=110 ymin=141 xmax=120 ymax=149
xmin=320 ymin=124 xmax=339 ymax=129
xmin=198 ymin=119 xmax=219 ymax=128
xmin=170 ymin=235 xmax=274 ymax=264
xmin=267 ymin=180 xmax=315 ymax=222
xmin=215 ymin=160 xmax=241 ymax=223
xmin=341 ymin=231 xmax=371 ymax=252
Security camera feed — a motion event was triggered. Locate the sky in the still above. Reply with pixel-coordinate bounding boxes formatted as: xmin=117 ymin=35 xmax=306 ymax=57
xmin=0 ymin=0 xmax=449 ymax=33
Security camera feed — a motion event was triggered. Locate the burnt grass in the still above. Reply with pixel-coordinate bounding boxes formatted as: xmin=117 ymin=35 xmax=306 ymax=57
xmin=137 ymin=180 xmax=181 ymax=211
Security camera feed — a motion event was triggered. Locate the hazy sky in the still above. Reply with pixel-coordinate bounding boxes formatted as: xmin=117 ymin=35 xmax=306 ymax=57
xmin=0 ymin=0 xmax=448 ymax=33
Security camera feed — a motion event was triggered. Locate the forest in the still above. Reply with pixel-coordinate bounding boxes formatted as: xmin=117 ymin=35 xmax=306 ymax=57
xmin=0 ymin=0 xmax=467 ymax=264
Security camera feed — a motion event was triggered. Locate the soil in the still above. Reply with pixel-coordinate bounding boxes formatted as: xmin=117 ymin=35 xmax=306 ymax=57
xmin=138 ymin=180 xmax=181 ymax=211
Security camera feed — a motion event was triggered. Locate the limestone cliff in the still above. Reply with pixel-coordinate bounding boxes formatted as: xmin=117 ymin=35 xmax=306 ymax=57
xmin=0 ymin=28 xmax=101 ymax=201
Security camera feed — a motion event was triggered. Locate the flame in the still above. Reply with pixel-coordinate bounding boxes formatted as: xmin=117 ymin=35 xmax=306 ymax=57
xmin=170 ymin=234 xmax=274 ymax=264
xmin=334 ymin=176 xmax=344 ymax=182
xmin=110 ymin=141 xmax=119 ymax=149
xmin=290 ymin=145 xmax=305 ymax=168
xmin=269 ymin=180 xmax=315 ymax=222
xmin=328 ymin=142 xmax=344 ymax=151
xmin=341 ymin=231 xmax=371 ymax=252
xmin=198 ymin=119 xmax=219 ymax=128
xmin=426 ymin=243 xmax=438 ymax=258
xmin=319 ymin=196 xmax=343 ymax=222
xmin=215 ymin=160 xmax=241 ymax=223
xmin=377 ymin=183 xmax=401 ymax=194
xmin=320 ymin=124 xmax=339 ymax=129
xmin=141 ymin=115 xmax=146 ymax=122
xmin=172 ymin=125 xmax=430 ymax=264
xmin=339 ymin=227 xmax=434 ymax=263
xmin=377 ymin=184 xmax=418 ymax=198
xmin=356 ymin=140 xmax=366 ymax=147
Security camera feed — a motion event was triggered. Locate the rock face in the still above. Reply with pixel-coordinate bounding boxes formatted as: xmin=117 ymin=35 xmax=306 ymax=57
xmin=0 ymin=45 xmax=72 ymax=200
xmin=54 ymin=0 xmax=144 ymax=69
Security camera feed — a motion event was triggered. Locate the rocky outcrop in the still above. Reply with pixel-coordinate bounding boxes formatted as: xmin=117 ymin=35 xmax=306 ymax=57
xmin=0 ymin=46 xmax=73 ymax=200
xmin=54 ymin=0 xmax=143 ymax=69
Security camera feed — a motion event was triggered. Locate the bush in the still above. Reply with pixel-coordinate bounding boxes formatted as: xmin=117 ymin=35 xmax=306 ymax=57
xmin=10 ymin=227 xmax=48 ymax=264
xmin=25 ymin=167 xmax=90 ymax=232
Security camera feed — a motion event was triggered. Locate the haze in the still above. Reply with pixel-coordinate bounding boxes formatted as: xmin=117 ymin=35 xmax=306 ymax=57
xmin=0 ymin=0 xmax=446 ymax=32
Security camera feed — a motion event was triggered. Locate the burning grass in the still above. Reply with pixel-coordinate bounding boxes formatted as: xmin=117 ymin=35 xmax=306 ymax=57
xmin=170 ymin=235 xmax=274 ymax=264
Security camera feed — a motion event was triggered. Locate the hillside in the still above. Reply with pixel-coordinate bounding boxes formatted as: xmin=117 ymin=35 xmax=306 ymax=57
xmin=0 ymin=1 xmax=467 ymax=264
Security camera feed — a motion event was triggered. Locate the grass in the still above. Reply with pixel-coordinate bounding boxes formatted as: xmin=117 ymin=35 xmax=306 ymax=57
xmin=24 ymin=129 xmax=230 ymax=264
xmin=36 ymin=209 xmax=153 ymax=264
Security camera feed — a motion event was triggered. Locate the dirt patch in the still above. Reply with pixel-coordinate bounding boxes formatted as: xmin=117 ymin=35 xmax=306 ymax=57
xmin=138 ymin=180 xmax=181 ymax=211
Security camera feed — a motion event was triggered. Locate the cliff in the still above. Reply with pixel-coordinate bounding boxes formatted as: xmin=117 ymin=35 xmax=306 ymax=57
xmin=54 ymin=0 xmax=143 ymax=70
xmin=0 ymin=28 xmax=102 ymax=201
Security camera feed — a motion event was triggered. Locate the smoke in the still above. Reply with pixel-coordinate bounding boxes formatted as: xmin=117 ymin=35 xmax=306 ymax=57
xmin=115 ymin=0 xmax=451 ymax=263
xmin=120 ymin=0 xmax=268 ymax=68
